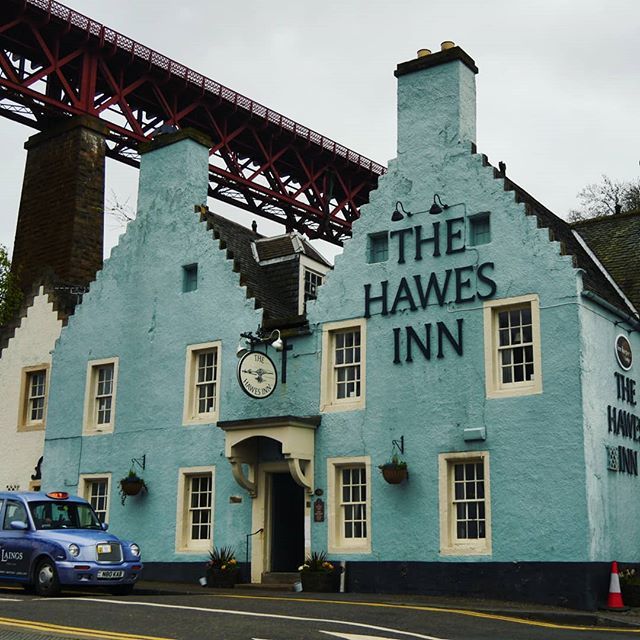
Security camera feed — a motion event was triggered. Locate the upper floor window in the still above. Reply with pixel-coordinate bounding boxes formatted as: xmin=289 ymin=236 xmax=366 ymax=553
xmin=320 ymin=319 xmax=366 ymax=412
xmin=304 ymin=269 xmax=324 ymax=304
xmin=183 ymin=342 xmax=221 ymax=425
xmin=19 ymin=365 xmax=49 ymax=431
xmin=469 ymin=212 xmax=491 ymax=246
xmin=183 ymin=263 xmax=198 ymax=293
xmin=83 ymin=358 xmax=119 ymax=434
xmin=368 ymin=232 xmax=389 ymax=263
xmin=483 ymin=295 xmax=542 ymax=398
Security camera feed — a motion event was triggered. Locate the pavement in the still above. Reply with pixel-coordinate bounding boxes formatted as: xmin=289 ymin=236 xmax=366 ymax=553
xmin=135 ymin=579 xmax=640 ymax=630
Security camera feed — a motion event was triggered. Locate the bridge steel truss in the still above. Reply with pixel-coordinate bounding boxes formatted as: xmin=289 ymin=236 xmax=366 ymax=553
xmin=0 ymin=0 xmax=385 ymax=245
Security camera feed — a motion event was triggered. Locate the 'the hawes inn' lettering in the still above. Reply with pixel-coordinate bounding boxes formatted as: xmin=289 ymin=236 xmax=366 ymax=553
xmin=363 ymin=218 xmax=497 ymax=364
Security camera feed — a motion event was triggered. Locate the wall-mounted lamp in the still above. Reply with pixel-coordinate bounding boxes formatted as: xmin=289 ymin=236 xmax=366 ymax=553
xmin=429 ymin=193 xmax=448 ymax=215
xmin=391 ymin=194 xmax=449 ymax=221
xmin=236 ymin=327 xmax=284 ymax=358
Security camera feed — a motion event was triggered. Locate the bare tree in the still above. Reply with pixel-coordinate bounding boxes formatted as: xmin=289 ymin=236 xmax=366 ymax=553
xmin=106 ymin=189 xmax=136 ymax=227
xmin=569 ymin=175 xmax=640 ymax=222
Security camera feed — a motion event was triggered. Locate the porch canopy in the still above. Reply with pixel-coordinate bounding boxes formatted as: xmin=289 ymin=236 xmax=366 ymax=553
xmin=217 ymin=415 xmax=320 ymax=498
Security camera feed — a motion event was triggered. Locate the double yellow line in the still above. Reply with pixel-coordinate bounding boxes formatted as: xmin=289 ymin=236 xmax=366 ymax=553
xmin=0 ymin=616 xmax=174 ymax=640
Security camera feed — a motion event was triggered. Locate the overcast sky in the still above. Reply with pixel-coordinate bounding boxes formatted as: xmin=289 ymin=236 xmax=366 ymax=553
xmin=1 ymin=0 xmax=638 ymax=261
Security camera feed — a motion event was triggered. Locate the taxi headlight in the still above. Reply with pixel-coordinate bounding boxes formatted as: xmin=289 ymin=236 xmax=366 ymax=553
xmin=130 ymin=544 xmax=140 ymax=557
xmin=68 ymin=543 xmax=80 ymax=558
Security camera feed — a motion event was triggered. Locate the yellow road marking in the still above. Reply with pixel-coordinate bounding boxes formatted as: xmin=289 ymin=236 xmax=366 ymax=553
xmin=222 ymin=593 xmax=640 ymax=634
xmin=0 ymin=616 xmax=175 ymax=640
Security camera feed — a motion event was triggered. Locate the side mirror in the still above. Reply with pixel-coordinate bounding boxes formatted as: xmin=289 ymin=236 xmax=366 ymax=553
xmin=101 ymin=522 xmax=109 ymax=531
xmin=10 ymin=521 xmax=28 ymax=531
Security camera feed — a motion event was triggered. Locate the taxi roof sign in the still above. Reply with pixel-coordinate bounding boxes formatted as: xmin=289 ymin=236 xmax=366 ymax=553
xmin=46 ymin=491 xmax=69 ymax=500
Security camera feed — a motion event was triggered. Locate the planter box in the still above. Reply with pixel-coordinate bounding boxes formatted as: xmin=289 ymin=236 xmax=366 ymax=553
xmin=300 ymin=571 xmax=340 ymax=592
xmin=622 ymin=583 xmax=640 ymax=607
xmin=206 ymin=568 xmax=239 ymax=588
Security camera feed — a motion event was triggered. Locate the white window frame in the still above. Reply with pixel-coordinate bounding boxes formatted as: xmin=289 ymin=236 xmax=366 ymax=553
xmin=79 ymin=473 xmax=112 ymax=524
xmin=183 ymin=341 xmax=221 ymax=425
xmin=18 ymin=364 xmax=49 ymax=431
xmin=176 ymin=466 xmax=215 ymax=553
xmin=438 ymin=451 xmax=492 ymax=556
xmin=320 ymin=318 xmax=366 ymax=413
xmin=298 ymin=255 xmax=330 ymax=315
xmin=327 ymin=456 xmax=371 ymax=554
xmin=483 ymin=294 xmax=542 ymax=399
xmin=83 ymin=357 xmax=119 ymax=434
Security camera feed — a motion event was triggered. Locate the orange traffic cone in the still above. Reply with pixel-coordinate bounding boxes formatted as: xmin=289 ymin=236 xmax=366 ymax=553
xmin=606 ymin=561 xmax=628 ymax=610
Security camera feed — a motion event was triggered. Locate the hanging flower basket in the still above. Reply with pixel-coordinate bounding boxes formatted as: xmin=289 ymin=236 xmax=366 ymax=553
xmin=120 ymin=477 xmax=145 ymax=496
xmin=119 ymin=472 xmax=148 ymax=505
xmin=379 ymin=463 xmax=408 ymax=484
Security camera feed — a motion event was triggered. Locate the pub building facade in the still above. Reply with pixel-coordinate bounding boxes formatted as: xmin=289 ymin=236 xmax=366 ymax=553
xmin=41 ymin=45 xmax=640 ymax=610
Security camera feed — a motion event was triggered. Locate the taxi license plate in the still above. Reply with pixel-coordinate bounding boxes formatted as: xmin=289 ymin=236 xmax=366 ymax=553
xmin=97 ymin=570 xmax=125 ymax=579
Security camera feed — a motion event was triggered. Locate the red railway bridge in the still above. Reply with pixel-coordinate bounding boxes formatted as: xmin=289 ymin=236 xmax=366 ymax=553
xmin=0 ymin=0 xmax=385 ymax=248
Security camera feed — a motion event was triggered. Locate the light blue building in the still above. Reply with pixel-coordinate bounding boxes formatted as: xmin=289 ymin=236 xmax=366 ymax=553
xmin=43 ymin=45 xmax=640 ymax=609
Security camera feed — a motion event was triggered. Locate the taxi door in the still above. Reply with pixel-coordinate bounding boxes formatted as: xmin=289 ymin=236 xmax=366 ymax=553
xmin=0 ymin=499 xmax=33 ymax=580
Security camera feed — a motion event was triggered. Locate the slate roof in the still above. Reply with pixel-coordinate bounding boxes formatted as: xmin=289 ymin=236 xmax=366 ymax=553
xmin=202 ymin=210 xmax=329 ymax=327
xmin=254 ymin=233 xmax=331 ymax=267
xmin=572 ymin=211 xmax=640 ymax=313
xmin=472 ymin=148 xmax=638 ymax=322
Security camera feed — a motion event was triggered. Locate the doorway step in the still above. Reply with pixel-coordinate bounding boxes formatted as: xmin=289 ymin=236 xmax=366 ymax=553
xmin=236 ymin=572 xmax=300 ymax=591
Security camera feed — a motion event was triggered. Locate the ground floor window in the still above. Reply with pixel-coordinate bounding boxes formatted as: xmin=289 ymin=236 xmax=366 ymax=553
xmin=327 ymin=456 xmax=371 ymax=554
xmin=176 ymin=467 xmax=215 ymax=552
xmin=79 ymin=474 xmax=111 ymax=523
xmin=438 ymin=451 xmax=492 ymax=556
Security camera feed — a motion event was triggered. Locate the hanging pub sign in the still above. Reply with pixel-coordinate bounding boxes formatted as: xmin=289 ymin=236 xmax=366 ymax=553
xmin=615 ymin=334 xmax=633 ymax=371
xmin=237 ymin=351 xmax=278 ymax=399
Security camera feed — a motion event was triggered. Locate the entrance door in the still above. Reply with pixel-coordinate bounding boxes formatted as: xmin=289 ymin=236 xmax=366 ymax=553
xmin=270 ymin=473 xmax=304 ymax=572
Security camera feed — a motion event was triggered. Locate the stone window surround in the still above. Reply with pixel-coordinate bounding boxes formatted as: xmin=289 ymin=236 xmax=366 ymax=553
xmin=320 ymin=318 xmax=367 ymax=413
xmin=175 ymin=466 xmax=215 ymax=554
xmin=327 ymin=456 xmax=371 ymax=554
xmin=438 ymin=450 xmax=492 ymax=556
xmin=79 ymin=473 xmax=112 ymax=524
xmin=82 ymin=357 xmax=119 ymax=435
xmin=483 ymin=294 xmax=543 ymax=399
xmin=182 ymin=341 xmax=222 ymax=426
xmin=18 ymin=363 xmax=49 ymax=432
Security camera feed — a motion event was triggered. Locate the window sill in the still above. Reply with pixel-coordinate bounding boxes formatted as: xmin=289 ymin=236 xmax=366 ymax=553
xmin=320 ymin=400 xmax=365 ymax=414
xmin=486 ymin=384 xmax=542 ymax=400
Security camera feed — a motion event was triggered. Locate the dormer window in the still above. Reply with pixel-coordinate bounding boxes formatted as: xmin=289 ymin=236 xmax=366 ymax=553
xmin=304 ymin=269 xmax=324 ymax=304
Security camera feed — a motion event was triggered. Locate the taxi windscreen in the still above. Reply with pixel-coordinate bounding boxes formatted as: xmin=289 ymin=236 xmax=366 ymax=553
xmin=29 ymin=501 xmax=102 ymax=530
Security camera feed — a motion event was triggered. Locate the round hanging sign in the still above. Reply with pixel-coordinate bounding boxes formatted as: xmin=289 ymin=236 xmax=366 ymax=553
xmin=237 ymin=351 xmax=278 ymax=399
xmin=615 ymin=334 xmax=633 ymax=371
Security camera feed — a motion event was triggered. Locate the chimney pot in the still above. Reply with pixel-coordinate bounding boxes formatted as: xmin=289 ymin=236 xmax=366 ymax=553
xmin=441 ymin=40 xmax=455 ymax=51
xmin=417 ymin=48 xmax=432 ymax=58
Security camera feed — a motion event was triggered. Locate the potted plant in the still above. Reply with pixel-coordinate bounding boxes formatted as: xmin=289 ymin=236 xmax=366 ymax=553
xmin=379 ymin=453 xmax=408 ymax=484
xmin=620 ymin=568 xmax=640 ymax=607
xmin=298 ymin=551 xmax=341 ymax=592
xmin=119 ymin=469 xmax=147 ymax=505
xmin=205 ymin=546 xmax=240 ymax=588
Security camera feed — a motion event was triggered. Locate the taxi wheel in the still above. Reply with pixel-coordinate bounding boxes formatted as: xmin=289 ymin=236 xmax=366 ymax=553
xmin=110 ymin=584 xmax=134 ymax=596
xmin=34 ymin=560 xmax=61 ymax=597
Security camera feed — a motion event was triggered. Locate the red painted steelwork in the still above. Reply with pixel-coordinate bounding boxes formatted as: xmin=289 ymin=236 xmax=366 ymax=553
xmin=0 ymin=0 xmax=385 ymax=244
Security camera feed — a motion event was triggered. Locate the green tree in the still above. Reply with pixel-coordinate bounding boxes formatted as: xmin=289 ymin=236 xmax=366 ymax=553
xmin=0 ymin=244 xmax=23 ymax=326
xmin=569 ymin=175 xmax=640 ymax=222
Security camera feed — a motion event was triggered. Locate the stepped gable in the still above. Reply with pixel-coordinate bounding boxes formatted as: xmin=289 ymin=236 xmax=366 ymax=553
xmin=473 ymin=146 xmax=637 ymax=320
xmin=0 ymin=278 xmax=81 ymax=356
xmin=572 ymin=211 xmax=640 ymax=313
xmin=202 ymin=211 xmax=315 ymax=325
